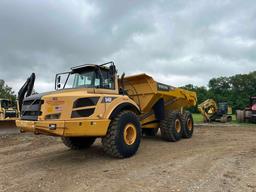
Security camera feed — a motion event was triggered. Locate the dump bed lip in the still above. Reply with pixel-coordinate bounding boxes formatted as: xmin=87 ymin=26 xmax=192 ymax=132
xmin=124 ymin=73 xmax=177 ymax=88
xmin=123 ymin=73 xmax=197 ymax=109
xmin=124 ymin=73 xmax=154 ymax=80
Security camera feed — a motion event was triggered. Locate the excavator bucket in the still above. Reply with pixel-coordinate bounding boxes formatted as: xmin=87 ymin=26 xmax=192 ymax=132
xmin=0 ymin=119 xmax=17 ymax=129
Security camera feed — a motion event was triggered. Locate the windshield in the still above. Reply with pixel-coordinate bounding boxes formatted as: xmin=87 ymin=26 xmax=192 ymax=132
xmin=59 ymin=68 xmax=115 ymax=89
xmin=72 ymin=70 xmax=96 ymax=88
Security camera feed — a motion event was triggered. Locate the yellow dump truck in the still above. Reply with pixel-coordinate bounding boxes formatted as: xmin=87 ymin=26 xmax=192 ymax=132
xmin=16 ymin=62 xmax=197 ymax=158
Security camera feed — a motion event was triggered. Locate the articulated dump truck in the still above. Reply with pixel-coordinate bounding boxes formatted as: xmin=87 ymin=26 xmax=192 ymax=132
xmin=16 ymin=62 xmax=197 ymax=158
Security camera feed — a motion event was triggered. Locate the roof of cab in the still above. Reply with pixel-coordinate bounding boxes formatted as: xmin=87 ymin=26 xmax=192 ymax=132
xmin=71 ymin=64 xmax=109 ymax=73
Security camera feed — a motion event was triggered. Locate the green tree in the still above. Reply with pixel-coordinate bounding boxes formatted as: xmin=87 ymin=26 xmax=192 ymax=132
xmin=182 ymin=71 xmax=256 ymax=113
xmin=0 ymin=80 xmax=16 ymax=101
xmin=208 ymin=76 xmax=232 ymax=104
xmin=181 ymin=84 xmax=210 ymax=113
xmin=229 ymin=72 xmax=256 ymax=110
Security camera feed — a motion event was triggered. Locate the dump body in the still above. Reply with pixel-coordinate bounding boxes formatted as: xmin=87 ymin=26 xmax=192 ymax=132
xmin=124 ymin=73 xmax=196 ymax=113
xmin=123 ymin=74 xmax=197 ymax=128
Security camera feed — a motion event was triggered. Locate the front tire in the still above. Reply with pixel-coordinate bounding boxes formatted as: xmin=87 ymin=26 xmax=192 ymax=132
xmin=61 ymin=137 xmax=96 ymax=150
xmin=102 ymin=110 xmax=141 ymax=158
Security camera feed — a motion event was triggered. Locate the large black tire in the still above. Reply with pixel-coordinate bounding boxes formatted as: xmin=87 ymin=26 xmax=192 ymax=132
xmin=220 ymin=115 xmax=228 ymax=123
xmin=62 ymin=137 xmax=96 ymax=150
xmin=236 ymin=110 xmax=245 ymax=122
xmin=102 ymin=110 xmax=141 ymax=158
xmin=160 ymin=111 xmax=183 ymax=142
xmin=142 ymin=128 xmax=159 ymax=136
xmin=181 ymin=111 xmax=194 ymax=138
xmin=227 ymin=115 xmax=232 ymax=122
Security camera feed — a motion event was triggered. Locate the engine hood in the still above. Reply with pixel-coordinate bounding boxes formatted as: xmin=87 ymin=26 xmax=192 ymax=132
xmin=21 ymin=88 xmax=93 ymax=121
xmin=23 ymin=88 xmax=90 ymax=101
xmin=42 ymin=88 xmax=89 ymax=99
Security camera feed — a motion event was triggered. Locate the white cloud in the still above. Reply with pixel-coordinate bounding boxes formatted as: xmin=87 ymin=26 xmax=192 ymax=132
xmin=0 ymin=0 xmax=255 ymax=94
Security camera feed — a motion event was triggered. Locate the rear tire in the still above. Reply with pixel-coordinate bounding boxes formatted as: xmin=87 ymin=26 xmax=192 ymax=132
xmin=102 ymin=110 xmax=141 ymax=158
xmin=227 ymin=115 xmax=232 ymax=122
xmin=220 ymin=115 xmax=228 ymax=123
xmin=181 ymin=111 xmax=194 ymax=138
xmin=142 ymin=128 xmax=159 ymax=136
xmin=160 ymin=111 xmax=182 ymax=142
xmin=61 ymin=137 xmax=96 ymax=150
xmin=236 ymin=110 xmax=245 ymax=122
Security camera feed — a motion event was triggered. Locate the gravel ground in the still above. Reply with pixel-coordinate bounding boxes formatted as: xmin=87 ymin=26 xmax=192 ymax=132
xmin=0 ymin=125 xmax=256 ymax=192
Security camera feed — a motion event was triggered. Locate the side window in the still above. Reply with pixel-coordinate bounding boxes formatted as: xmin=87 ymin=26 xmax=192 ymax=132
xmin=101 ymin=70 xmax=114 ymax=89
xmin=95 ymin=78 xmax=100 ymax=87
xmin=2 ymin=101 xmax=9 ymax=109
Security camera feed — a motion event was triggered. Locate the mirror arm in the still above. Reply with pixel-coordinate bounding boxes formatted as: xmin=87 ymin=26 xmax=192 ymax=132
xmin=55 ymin=74 xmax=58 ymax=90
xmin=63 ymin=73 xmax=70 ymax=89
xmin=55 ymin=71 xmax=71 ymax=90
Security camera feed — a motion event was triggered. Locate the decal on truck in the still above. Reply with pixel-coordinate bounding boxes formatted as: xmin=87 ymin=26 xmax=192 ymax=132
xmin=157 ymin=82 xmax=176 ymax=91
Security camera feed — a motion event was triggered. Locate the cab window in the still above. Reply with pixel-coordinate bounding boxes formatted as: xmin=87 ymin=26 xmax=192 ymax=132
xmin=101 ymin=70 xmax=115 ymax=89
xmin=72 ymin=71 xmax=95 ymax=88
xmin=71 ymin=69 xmax=115 ymax=89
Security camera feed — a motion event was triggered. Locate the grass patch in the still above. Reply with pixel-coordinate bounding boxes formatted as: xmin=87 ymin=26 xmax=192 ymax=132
xmin=192 ymin=113 xmax=255 ymax=126
xmin=193 ymin=113 xmax=237 ymax=124
xmin=192 ymin=113 xmax=203 ymax=124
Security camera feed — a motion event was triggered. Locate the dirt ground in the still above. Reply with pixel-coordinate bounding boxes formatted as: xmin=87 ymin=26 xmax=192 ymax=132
xmin=0 ymin=125 xmax=256 ymax=192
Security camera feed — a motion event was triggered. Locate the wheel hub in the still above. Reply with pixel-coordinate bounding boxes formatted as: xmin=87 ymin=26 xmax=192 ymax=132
xmin=187 ymin=118 xmax=193 ymax=131
xmin=175 ymin=119 xmax=181 ymax=133
xmin=124 ymin=124 xmax=136 ymax=145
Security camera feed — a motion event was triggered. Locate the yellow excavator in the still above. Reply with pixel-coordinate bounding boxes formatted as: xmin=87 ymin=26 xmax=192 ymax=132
xmin=198 ymin=99 xmax=232 ymax=123
xmin=0 ymin=99 xmax=19 ymax=128
xmin=0 ymin=74 xmax=35 ymax=129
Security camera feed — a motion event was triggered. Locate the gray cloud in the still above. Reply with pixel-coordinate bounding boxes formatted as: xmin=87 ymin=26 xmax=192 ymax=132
xmin=0 ymin=0 xmax=255 ymax=93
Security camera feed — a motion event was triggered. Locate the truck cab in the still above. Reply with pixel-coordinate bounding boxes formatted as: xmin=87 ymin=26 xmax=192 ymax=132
xmin=55 ymin=62 xmax=119 ymax=94
xmin=17 ymin=62 xmax=139 ymax=135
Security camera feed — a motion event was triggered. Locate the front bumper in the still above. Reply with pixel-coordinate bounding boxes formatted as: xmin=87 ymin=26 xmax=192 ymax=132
xmin=16 ymin=119 xmax=110 ymax=137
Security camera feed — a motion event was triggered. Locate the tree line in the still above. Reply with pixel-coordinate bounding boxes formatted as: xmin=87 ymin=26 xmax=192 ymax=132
xmin=182 ymin=71 xmax=256 ymax=113
xmin=1 ymin=70 xmax=256 ymax=113
xmin=0 ymin=80 xmax=16 ymax=101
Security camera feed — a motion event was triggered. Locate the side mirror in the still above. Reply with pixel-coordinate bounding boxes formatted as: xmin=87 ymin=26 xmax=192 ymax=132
xmin=57 ymin=83 xmax=61 ymax=89
xmin=57 ymin=75 xmax=61 ymax=83
xmin=56 ymin=75 xmax=62 ymax=89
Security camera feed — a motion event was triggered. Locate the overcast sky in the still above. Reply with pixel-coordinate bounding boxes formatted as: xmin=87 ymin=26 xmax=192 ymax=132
xmin=0 ymin=0 xmax=255 ymax=93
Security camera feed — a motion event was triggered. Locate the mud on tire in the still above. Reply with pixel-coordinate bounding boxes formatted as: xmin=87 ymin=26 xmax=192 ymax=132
xmin=102 ymin=110 xmax=141 ymax=158
xmin=160 ymin=111 xmax=183 ymax=142
xmin=62 ymin=137 xmax=96 ymax=150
